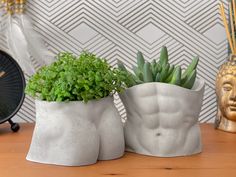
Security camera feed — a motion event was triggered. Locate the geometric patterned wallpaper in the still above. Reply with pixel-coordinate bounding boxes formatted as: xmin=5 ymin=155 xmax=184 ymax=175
xmin=0 ymin=0 xmax=229 ymax=122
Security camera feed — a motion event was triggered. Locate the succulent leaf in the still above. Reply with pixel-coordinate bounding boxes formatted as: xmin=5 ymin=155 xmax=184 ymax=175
xmin=181 ymin=56 xmax=199 ymax=83
xmin=159 ymin=46 xmax=168 ymax=66
xmin=167 ymin=65 xmax=174 ymax=77
xmin=155 ymin=63 xmax=161 ymax=73
xmin=155 ymin=73 xmax=161 ymax=82
xmin=117 ymin=60 xmax=128 ymax=72
xmin=133 ymin=65 xmax=144 ymax=81
xmin=181 ymin=69 xmax=197 ymax=89
xmin=151 ymin=59 xmax=158 ymax=79
xmin=165 ymin=65 xmax=175 ymax=82
xmin=143 ymin=62 xmax=153 ymax=82
xmin=169 ymin=66 xmax=181 ymax=86
xmin=160 ymin=63 xmax=170 ymax=82
xmin=137 ymin=51 xmax=145 ymax=70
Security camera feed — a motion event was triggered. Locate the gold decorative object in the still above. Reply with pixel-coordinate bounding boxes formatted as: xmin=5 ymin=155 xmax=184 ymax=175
xmin=0 ymin=0 xmax=26 ymax=14
xmin=0 ymin=71 xmax=5 ymax=78
xmin=216 ymin=1 xmax=236 ymax=132
xmin=216 ymin=55 xmax=236 ymax=132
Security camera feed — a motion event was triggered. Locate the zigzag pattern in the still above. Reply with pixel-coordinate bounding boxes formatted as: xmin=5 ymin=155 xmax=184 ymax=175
xmin=0 ymin=0 xmax=229 ymax=122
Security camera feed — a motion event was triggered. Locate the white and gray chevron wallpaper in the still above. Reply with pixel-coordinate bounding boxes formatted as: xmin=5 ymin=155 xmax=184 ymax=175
xmin=0 ymin=0 xmax=229 ymax=122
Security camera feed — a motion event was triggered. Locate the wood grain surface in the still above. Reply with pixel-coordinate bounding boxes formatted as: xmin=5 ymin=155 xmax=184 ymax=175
xmin=0 ymin=123 xmax=236 ymax=177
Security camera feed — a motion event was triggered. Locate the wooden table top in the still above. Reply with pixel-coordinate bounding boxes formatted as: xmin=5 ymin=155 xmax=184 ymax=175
xmin=0 ymin=123 xmax=236 ymax=177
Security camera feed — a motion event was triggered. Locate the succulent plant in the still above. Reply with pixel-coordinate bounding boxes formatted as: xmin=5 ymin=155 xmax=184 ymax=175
xmin=118 ymin=46 xmax=199 ymax=89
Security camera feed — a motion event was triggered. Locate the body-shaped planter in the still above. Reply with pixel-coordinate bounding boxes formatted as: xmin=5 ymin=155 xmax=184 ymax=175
xmin=119 ymin=79 xmax=205 ymax=157
xmin=26 ymin=96 xmax=124 ymax=166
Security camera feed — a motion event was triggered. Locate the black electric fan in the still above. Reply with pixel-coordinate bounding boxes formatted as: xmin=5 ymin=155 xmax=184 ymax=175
xmin=0 ymin=50 xmax=25 ymax=132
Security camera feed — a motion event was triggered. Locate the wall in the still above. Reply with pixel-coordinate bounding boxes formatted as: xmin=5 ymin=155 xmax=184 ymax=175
xmin=0 ymin=0 xmax=229 ymax=122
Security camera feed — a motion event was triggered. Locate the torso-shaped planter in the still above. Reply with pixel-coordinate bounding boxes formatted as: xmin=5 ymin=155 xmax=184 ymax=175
xmin=119 ymin=79 xmax=205 ymax=157
xmin=26 ymin=96 xmax=124 ymax=166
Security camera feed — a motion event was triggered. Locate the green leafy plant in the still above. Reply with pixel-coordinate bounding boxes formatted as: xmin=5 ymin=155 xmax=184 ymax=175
xmin=118 ymin=46 xmax=199 ymax=89
xmin=25 ymin=51 xmax=126 ymax=102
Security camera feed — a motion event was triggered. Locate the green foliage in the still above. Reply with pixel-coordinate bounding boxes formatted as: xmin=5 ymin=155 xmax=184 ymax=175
xmin=143 ymin=62 xmax=153 ymax=82
xmin=25 ymin=51 xmax=126 ymax=102
xmin=118 ymin=46 xmax=199 ymax=89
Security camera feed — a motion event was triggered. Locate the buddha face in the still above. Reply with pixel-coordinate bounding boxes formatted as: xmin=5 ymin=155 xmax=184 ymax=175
xmin=217 ymin=74 xmax=236 ymax=121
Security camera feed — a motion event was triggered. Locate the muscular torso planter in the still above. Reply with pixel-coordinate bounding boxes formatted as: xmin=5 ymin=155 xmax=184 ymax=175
xmin=118 ymin=47 xmax=205 ymax=157
xmin=120 ymin=79 xmax=205 ymax=157
xmin=120 ymin=79 xmax=204 ymax=156
xmin=27 ymin=96 xmax=124 ymax=166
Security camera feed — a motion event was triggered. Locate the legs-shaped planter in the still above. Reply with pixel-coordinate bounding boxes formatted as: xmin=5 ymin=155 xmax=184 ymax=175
xmin=120 ymin=79 xmax=205 ymax=157
xmin=26 ymin=96 xmax=124 ymax=166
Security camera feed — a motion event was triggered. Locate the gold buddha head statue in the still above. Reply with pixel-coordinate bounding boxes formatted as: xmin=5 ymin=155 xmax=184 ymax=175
xmin=216 ymin=55 xmax=236 ymax=132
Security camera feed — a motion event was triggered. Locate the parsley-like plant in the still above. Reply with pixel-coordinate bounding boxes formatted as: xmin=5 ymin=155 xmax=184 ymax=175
xmin=25 ymin=52 xmax=126 ymax=102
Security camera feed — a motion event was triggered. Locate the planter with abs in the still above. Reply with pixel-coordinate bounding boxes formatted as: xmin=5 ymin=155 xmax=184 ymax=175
xmin=25 ymin=52 xmax=125 ymax=166
xmin=118 ymin=47 xmax=205 ymax=157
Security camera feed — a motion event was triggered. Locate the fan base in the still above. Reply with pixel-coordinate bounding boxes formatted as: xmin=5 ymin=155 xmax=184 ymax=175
xmin=8 ymin=119 xmax=20 ymax=132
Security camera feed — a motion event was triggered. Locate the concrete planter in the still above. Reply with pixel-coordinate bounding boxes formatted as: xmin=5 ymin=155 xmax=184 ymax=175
xmin=26 ymin=96 xmax=124 ymax=166
xmin=119 ymin=79 xmax=205 ymax=157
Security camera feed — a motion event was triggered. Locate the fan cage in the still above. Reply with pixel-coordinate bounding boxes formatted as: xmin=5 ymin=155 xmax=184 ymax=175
xmin=0 ymin=50 xmax=25 ymax=124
